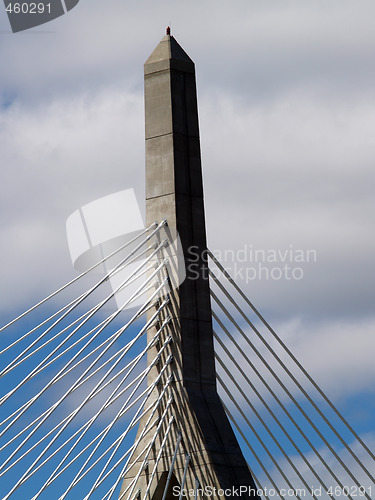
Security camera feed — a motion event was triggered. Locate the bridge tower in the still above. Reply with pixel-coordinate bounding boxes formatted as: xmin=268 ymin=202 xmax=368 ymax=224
xmin=120 ymin=30 xmax=259 ymax=500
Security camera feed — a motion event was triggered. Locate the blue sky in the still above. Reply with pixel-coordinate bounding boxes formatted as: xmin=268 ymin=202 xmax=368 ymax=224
xmin=0 ymin=0 xmax=374 ymax=497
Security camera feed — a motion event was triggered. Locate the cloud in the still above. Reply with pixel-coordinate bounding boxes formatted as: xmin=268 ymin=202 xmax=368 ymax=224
xmin=215 ymin=313 xmax=375 ymax=495
xmin=0 ymin=87 xmax=144 ymax=313
xmin=254 ymin=433 xmax=375 ymax=497
xmin=2 ymin=0 xmax=375 ymax=103
xmin=0 ymin=3 xmax=374 ymax=498
xmin=215 ymin=305 xmax=375 ymax=402
xmin=0 ymin=0 xmax=373 ymax=408
xmin=0 ymin=0 xmax=373 ymax=418
xmin=202 ymin=90 xmax=375 ymax=321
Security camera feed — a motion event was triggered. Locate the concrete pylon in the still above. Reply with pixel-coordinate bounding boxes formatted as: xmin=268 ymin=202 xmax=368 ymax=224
xmin=120 ymin=31 xmax=259 ymax=500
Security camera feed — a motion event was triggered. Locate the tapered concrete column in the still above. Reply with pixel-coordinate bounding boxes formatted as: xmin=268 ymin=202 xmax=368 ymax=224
xmin=120 ymin=32 xmax=259 ymax=500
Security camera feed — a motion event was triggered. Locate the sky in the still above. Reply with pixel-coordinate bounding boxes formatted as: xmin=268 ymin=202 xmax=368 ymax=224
xmin=0 ymin=0 xmax=374 ymax=495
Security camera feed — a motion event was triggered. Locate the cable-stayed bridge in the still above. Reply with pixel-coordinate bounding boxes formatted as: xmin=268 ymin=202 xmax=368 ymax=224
xmin=0 ymin=30 xmax=374 ymax=500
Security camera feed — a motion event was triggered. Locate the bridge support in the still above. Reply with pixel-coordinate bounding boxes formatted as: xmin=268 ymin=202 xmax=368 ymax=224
xmin=120 ymin=31 xmax=259 ymax=500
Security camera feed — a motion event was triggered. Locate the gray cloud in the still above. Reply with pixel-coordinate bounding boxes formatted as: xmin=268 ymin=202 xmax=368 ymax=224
xmin=0 ymin=87 xmax=144 ymax=312
xmin=0 ymin=1 xmax=374 ymax=405
xmin=202 ymin=89 xmax=375 ymax=322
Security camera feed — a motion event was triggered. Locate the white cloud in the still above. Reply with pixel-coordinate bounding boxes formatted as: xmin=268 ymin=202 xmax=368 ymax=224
xmin=255 ymin=433 xmax=375 ymax=498
xmin=202 ymin=91 xmax=375 ymax=321
xmin=0 ymin=87 xmax=144 ymax=313
xmin=0 ymin=3 xmax=374 ymax=498
xmin=0 ymin=0 xmax=374 ymax=461
xmin=215 ymin=311 xmax=375 ymax=404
